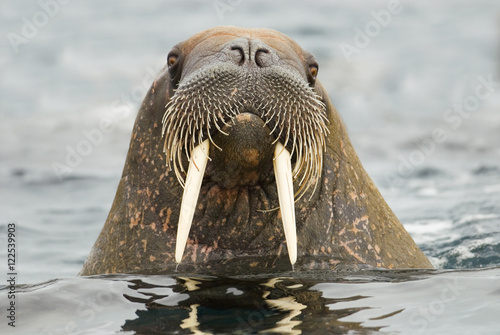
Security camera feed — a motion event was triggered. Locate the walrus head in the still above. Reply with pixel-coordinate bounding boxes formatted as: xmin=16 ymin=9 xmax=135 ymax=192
xmin=161 ymin=28 xmax=330 ymax=265
xmin=80 ymin=27 xmax=432 ymax=276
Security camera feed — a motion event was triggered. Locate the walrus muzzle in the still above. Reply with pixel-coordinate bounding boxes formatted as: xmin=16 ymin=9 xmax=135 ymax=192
xmin=161 ymin=50 xmax=329 ymax=266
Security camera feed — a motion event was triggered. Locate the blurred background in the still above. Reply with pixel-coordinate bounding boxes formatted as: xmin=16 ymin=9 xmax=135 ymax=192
xmin=1 ymin=0 xmax=499 ymax=283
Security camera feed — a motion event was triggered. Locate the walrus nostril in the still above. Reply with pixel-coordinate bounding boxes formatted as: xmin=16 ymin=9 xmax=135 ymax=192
xmin=230 ymin=46 xmax=245 ymax=66
xmin=255 ymin=48 xmax=271 ymax=67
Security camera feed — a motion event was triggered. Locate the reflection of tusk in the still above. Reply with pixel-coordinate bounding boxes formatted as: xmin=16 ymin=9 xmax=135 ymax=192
xmin=265 ymin=296 xmax=306 ymax=335
xmin=175 ymin=140 xmax=210 ymax=263
xmin=274 ymin=142 xmax=297 ymax=266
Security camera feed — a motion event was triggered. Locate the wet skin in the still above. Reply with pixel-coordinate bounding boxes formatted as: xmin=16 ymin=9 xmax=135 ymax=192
xmin=80 ymin=27 xmax=432 ymax=276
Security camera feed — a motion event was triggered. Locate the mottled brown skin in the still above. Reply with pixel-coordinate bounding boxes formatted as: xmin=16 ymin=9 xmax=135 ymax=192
xmin=80 ymin=27 xmax=432 ymax=276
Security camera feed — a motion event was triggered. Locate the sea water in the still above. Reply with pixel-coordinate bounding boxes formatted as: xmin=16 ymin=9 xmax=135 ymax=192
xmin=1 ymin=0 xmax=500 ymax=334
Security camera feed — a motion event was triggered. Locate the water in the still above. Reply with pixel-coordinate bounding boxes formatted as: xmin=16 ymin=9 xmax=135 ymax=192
xmin=3 ymin=269 xmax=500 ymax=334
xmin=1 ymin=0 xmax=500 ymax=334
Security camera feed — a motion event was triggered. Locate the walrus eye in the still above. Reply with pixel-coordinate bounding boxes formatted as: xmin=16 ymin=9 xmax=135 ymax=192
xmin=167 ymin=51 xmax=182 ymax=87
xmin=308 ymin=63 xmax=319 ymax=86
xmin=167 ymin=54 xmax=178 ymax=68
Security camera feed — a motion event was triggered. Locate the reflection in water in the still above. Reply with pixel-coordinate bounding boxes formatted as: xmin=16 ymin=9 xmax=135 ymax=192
xmin=8 ymin=268 xmax=498 ymax=334
xmin=264 ymin=294 xmax=306 ymax=334
xmin=119 ymin=271 xmax=417 ymax=334
xmin=177 ymin=277 xmax=208 ymax=334
xmin=179 ymin=304 xmax=207 ymax=335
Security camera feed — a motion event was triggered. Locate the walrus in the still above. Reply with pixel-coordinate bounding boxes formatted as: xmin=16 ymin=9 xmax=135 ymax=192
xmin=80 ymin=26 xmax=432 ymax=276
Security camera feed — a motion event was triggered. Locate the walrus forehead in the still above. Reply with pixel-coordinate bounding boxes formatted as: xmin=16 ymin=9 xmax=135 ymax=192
xmin=177 ymin=26 xmax=309 ymax=74
xmin=180 ymin=26 xmax=305 ymax=54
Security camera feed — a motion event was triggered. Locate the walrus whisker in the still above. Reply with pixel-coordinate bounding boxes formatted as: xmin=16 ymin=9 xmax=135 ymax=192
xmin=213 ymin=115 xmax=230 ymax=136
xmin=162 ymin=107 xmax=178 ymax=140
xmin=182 ymin=124 xmax=192 ymax=162
xmin=270 ymin=113 xmax=280 ymax=136
xmin=167 ymin=111 xmax=186 ymax=147
xmin=182 ymin=120 xmax=194 ymax=163
xmin=256 ymin=207 xmax=279 ymax=213
xmin=267 ymin=107 xmax=280 ymax=131
xmin=289 ymin=122 xmax=298 ymax=159
xmin=292 ymin=131 xmax=304 ymax=179
xmin=187 ymin=117 xmax=194 ymax=135
xmin=261 ymin=103 xmax=275 ymax=123
xmin=270 ymin=134 xmax=280 ymax=146
xmin=206 ymin=115 xmax=222 ymax=151
xmin=174 ymin=151 xmax=186 ymax=188
xmin=275 ymin=117 xmax=288 ymax=146
xmin=220 ymin=107 xmax=233 ymax=127
xmin=274 ymin=140 xmax=287 ymax=159
xmin=197 ymin=130 xmax=204 ymax=152
xmin=296 ymin=143 xmax=313 ymax=193
xmin=306 ymin=139 xmax=322 ymax=200
xmin=161 ymin=107 xmax=171 ymax=134
xmin=162 ymin=60 xmax=328 ymax=204
xmin=307 ymin=151 xmax=322 ymax=200
xmin=196 ymin=100 xmax=203 ymax=122
xmin=283 ymin=114 xmax=292 ymax=150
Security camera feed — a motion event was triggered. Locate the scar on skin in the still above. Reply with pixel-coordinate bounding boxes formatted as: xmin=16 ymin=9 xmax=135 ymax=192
xmin=350 ymin=216 xmax=368 ymax=234
xmin=129 ymin=215 xmax=140 ymax=229
xmin=244 ymin=149 xmax=260 ymax=167
xmin=341 ymin=240 xmax=366 ymax=263
xmin=163 ymin=208 xmax=172 ymax=232
xmin=235 ymin=113 xmax=253 ymax=122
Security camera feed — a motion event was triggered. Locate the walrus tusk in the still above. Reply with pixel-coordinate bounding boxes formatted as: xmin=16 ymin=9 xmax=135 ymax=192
xmin=175 ymin=139 xmax=210 ymax=263
xmin=175 ymin=139 xmax=297 ymax=266
xmin=274 ymin=142 xmax=297 ymax=266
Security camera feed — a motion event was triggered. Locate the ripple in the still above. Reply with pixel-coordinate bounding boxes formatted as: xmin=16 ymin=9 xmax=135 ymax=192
xmin=7 ymin=269 xmax=500 ymax=334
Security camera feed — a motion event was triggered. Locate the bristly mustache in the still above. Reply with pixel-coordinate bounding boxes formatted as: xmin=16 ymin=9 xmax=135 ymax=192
xmin=162 ymin=63 xmax=329 ymax=267
xmin=161 ymin=63 xmax=329 ymax=200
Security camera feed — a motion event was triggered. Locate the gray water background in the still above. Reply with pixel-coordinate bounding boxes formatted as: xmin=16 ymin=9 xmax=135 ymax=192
xmin=1 ymin=1 xmax=500 ymax=334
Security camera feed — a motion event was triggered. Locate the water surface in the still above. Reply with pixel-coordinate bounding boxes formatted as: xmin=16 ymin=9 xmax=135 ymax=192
xmin=1 ymin=1 xmax=500 ymax=334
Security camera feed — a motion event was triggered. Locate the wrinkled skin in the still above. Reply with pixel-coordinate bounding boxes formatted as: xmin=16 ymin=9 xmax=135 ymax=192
xmin=80 ymin=27 xmax=432 ymax=276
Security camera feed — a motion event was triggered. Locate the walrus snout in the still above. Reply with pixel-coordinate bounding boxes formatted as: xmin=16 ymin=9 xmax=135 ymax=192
xmin=207 ymin=113 xmax=275 ymax=188
xmin=226 ymin=38 xmax=279 ymax=69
